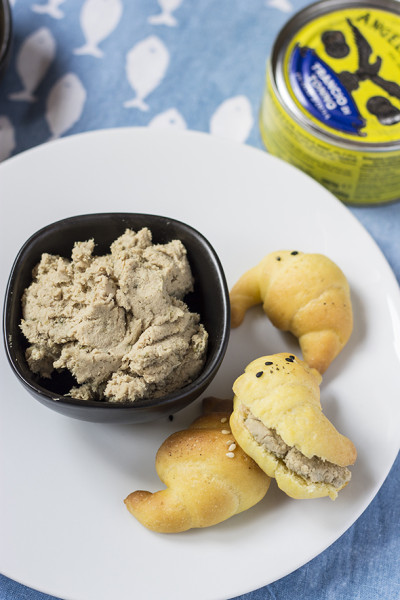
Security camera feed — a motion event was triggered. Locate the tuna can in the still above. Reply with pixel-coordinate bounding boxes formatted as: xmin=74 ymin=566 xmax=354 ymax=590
xmin=260 ymin=0 xmax=400 ymax=205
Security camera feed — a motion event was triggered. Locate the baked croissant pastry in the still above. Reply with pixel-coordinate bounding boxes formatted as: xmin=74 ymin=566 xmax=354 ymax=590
xmin=230 ymin=353 xmax=357 ymax=500
xmin=124 ymin=408 xmax=270 ymax=532
xmin=229 ymin=250 xmax=353 ymax=374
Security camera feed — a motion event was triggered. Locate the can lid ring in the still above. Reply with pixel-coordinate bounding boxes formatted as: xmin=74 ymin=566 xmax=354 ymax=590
xmin=270 ymin=0 xmax=400 ymax=152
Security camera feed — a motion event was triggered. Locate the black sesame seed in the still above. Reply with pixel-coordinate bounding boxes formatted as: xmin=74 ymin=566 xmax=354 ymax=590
xmin=285 ymin=357 xmax=294 ymax=362
xmin=276 ymin=256 xmax=281 ymax=261
xmin=289 ymin=355 xmax=295 ymax=360
xmin=265 ymin=361 xmax=273 ymax=365
xmin=291 ymin=251 xmax=299 ymax=255
xmin=256 ymin=371 xmax=263 ymax=378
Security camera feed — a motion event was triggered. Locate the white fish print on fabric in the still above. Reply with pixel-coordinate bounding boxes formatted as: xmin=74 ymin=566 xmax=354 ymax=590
xmin=8 ymin=28 xmax=56 ymax=102
xmin=74 ymin=0 xmax=123 ymax=58
xmin=124 ymin=36 xmax=169 ymax=111
xmin=45 ymin=73 xmax=86 ymax=140
xmin=0 ymin=116 xmax=16 ymax=162
xmin=148 ymin=0 xmax=183 ymax=27
xmin=210 ymin=96 xmax=254 ymax=143
xmin=148 ymin=108 xmax=187 ymax=130
xmin=266 ymin=0 xmax=293 ymax=14
xmin=32 ymin=0 xmax=66 ymax=19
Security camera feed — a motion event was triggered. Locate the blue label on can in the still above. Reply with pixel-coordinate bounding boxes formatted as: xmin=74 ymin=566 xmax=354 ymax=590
xmin=289 ymin=45 xmax=366 ymax=135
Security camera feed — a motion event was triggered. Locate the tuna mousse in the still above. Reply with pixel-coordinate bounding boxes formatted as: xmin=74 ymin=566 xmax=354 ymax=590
xmin=20 ymin=228 xmax=208 ymax=403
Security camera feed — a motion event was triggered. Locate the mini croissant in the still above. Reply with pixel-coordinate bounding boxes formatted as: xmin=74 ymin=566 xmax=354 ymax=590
xmin=229 ymin=250 xmax=353 ymax=373
xmin=124 ymin=410 xmax=270 ymax=533
xmin=230 ymin=353 xmax=357 ymax=500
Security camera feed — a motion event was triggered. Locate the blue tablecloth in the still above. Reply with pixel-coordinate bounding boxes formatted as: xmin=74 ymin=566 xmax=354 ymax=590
xmin=1 ymin=1 xmax=399 ymax=599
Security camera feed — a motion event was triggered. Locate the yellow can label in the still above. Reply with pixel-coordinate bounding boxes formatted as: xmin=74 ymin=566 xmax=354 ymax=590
xmin=284 ymin=7 xmax=400 ymax=144
xmin=260 ymin=4 xmax=400 ymax=204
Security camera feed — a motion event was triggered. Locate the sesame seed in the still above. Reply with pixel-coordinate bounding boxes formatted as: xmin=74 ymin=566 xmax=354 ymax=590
xmin=256 ymin=371 xmax=263 ymax=378
xmin=228 ymin=443 xmax=236 ymax=452
xmin=221 ymin=429 xmax=231 ymax=435
xmin=220 ymin=417 xmax=228 ymax=423
xmin=291 ymin=251 xmax=299 ymax=255
xmin=226 ymin=452 xmax=235 ymax=458
xmin=265 ymin=361 xmax=273 ymax=365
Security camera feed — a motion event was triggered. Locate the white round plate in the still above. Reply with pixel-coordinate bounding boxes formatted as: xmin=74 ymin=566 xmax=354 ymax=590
xmin=1 ymin=128 xmax=399 ymax=600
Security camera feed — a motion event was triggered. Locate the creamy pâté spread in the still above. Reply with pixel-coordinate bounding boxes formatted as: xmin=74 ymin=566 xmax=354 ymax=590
xmin=20 ymin=228 xmax=208 ymax=402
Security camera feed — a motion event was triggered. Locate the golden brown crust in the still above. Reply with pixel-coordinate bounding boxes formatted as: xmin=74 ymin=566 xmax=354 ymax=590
xmin=124 ymin=410 xmax=270 ymax=532
xmin=229 ymin=250 xmax=353 ymax=374
xmin=230 ymin=354 xmax=356 ymax=500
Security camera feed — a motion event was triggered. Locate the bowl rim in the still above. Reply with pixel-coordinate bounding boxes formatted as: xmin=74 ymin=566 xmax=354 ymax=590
xmin=0 ymin=0 xmax=12 ymax=70
xmin=3 ymin=212 xmax=230 ymax=411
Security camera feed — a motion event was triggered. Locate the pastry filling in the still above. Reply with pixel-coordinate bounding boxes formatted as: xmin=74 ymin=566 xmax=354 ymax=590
xmin=244 ymin=411 xmax=351 ymax=489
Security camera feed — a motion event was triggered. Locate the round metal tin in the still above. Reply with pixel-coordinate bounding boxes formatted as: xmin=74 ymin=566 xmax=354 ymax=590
xmin=260 ymin=0 xmax=400 ymax=204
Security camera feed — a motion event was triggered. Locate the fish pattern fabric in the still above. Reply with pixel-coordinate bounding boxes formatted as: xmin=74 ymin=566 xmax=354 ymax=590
xmin=0 ymin=3 xmax=399 ymax=600
xmin=0 ymin=0 xmax=314 ymax=160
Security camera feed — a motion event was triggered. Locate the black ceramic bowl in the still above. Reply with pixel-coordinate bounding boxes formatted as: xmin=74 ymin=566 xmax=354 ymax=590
xmin=0 ymin=0 xmax=12 ymax=81
xmin=3 ymin=213 xmax=230 ymax=423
